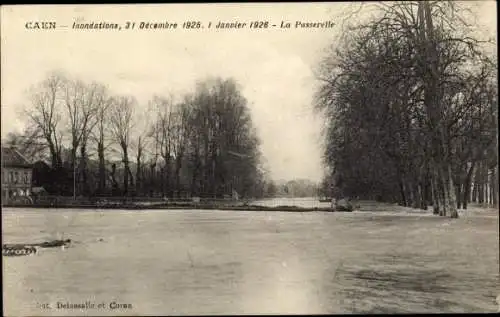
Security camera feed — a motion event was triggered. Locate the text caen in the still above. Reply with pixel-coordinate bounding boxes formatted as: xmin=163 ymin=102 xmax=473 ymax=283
xmin=25 ymin=21 xmax=56 ymax=29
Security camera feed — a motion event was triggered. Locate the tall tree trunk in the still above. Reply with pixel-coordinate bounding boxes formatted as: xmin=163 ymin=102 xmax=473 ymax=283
xmin=80 ymin=142 xmax=89 ymax=196
xmin=48 ymin=142 xmax=59 ymax=169
xmin=446 ymin=164 xmax=459 ymax=218
xmin=411 ymin=181 xmax=420 ymax=209
xmin=70 ymin=147 xmax=78 ymax=196
xmin=472 ymin=176 xmax=479 ymax=203
xmin=123 ymin=163 xmax=129 ymax=196
xmin=128 ymin=167 xmax=134 ymax=188
xmin=488 ymin=170 xmax=493 ymax=205
xmin=71 ymin=147 xmax=78 ymax=170
xmin=160 ymin=167 xmax=165 ymax=196
xmin=456 ymin=183 xmax=462 ymax=210
xmin=136 ymin=156 xmax=141 ymax=196
xmin=175 ymin=156 xmax=183 ymax=198
xmin=149 ymin=163 xmax=156 ymax=197
xmin=141 ymin=168 xmax=146 ymax=197
xmin=123 ymin=145 xmax=129 ymax=196
xmin=405 ymin=180 xmax=413 ymax=207
xmin=436 ymin=166 xmax=446 ymax=216
xmin=191 ymin=166 xmax=198 ymax=197
xmin=483 ymin=163 xmax=489 ymax=204
xmin=463 ymin=162 xmax=476 ymax=210
xmin=191 ymin=144 xmax=201 ymax=197
xmin=203 ymin=133 xmax=210 ymax=196
xmin=98 ymin=142 xmax=106 ymax=195
xmin=110 ymin=164 xmax=119 ymax=195
xmin=419 ymin=183 xmax=427 ymax=210
xmin=424 ymin=178 xmax=432 ymax=208
xmin=493 ymin=165 xmax=498 ymax=207
xmin=492 ymin=166 xmax=499 ymax=207
xmin=165 ymin=156 xmax=172 ymax=197
xmin=478 ymin=161 xmax=485 ymax=204
xmin=211 ymin=152 xmax=218 ymax=198
xmin=399 ymin=179 xmax=407 ymax=206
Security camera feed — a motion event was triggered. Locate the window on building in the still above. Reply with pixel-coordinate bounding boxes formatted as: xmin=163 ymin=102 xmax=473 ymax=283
xmin=9 ymin=171 xmax=14 ymax=183
xmin=24 ymin=172 xmax=29 ymax=184
xmin=14 ymin=172 xmax=19 ymax=184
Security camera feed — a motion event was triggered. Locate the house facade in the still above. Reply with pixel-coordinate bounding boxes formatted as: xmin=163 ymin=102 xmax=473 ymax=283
xmin=1 ymin=146 xmax=33 ymax=202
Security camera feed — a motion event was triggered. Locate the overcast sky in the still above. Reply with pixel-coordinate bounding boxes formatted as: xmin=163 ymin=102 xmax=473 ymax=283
xmin=1 ymin=2 xmax=496 ymax=182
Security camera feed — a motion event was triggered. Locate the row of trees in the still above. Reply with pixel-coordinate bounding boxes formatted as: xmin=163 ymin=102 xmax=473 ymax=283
xmin=316 ymin=1 xmax=498 ymax=217
xmin=7 ymin=74 xmax=269 ymax=199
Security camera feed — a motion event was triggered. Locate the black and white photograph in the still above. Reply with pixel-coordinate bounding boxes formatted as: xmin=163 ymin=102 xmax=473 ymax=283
xmin=1 ymin=2 xmax=498 ymax=315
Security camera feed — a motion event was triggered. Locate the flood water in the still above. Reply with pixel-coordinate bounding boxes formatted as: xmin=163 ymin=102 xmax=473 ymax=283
xmin=2 ymin=201 xmax=499 ymax=315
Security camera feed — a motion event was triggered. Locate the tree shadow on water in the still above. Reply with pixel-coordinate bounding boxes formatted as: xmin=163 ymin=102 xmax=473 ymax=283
xmin=321 ymin=263 xmax=479 ymax=313
xmin=351 ymin=269 xmax=452 ymax=293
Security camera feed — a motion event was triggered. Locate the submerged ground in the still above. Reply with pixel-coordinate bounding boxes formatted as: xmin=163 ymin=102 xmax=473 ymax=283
xmin=2 ymin=200 xmax=499 ymax=315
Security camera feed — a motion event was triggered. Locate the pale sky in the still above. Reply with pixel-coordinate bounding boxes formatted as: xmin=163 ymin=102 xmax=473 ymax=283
xmin=1 ymin=2 xmax=496 ymax=182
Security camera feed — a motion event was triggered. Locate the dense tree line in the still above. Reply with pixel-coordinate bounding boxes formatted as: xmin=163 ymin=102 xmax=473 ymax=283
xmin=316 ymin=1 xmax=498 ymax=217
xmin=5 ymin=74 xmax=269 ymax=199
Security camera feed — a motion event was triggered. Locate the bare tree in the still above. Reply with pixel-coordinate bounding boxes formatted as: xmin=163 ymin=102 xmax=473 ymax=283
xmin=18 ymin=72 xmax=266 ymax=199
xmin=150 ymin=95 xmax=176 ymax=196
xmin=24 ymin=73 xmax=65 ymax=170
xmin=131 ymin=104 xmax=155 ymax=196
xmin=63 ymin=77 xmax=102 ymax=195
xmin=2 ymin=128 xmax=48 ymax=162
xmin=171 ymin=97 xmax=193 ymax=197
xmin=89 ymin=88 xmax=114 ymax=195
xmin=187 ymin=77 xmax=262 ymax=198
xmin=109 ymin=95 xmax=135 ymax=195
xmin=79 ymin=82 xmax=110 ymax=196
xmin=315 ymin=1 xmax=496 ymax=217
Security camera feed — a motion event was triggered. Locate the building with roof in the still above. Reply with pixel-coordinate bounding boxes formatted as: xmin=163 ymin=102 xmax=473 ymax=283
xmin=1 ymin=146 xmax=33 ymax=202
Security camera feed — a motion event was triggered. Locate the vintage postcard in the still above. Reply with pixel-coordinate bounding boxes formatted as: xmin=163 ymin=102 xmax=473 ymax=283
xmin=1 ymin=2 xmax=498 ymax=316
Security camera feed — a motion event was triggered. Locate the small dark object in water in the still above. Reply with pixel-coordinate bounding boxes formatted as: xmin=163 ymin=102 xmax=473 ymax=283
xmin=38 ymin=239 xmax=71 ymax=248
xmin=3 ymin=239 xmax=71 ymax=249
xmin=3 ymin=239 xmax=71 ymax=256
